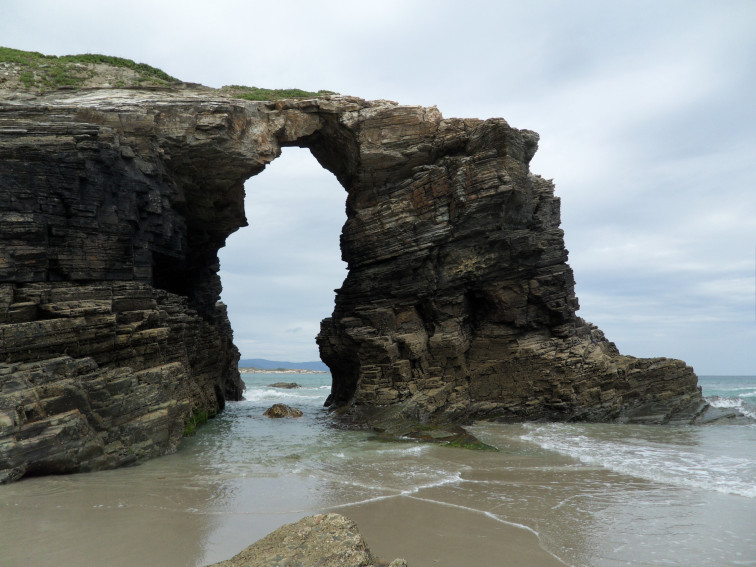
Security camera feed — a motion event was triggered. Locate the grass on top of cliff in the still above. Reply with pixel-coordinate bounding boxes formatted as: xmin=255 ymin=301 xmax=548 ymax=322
xmin=220 ymin=85 xmax=338 ymax=101
xmin=0 ymin=47 xmax=337 ymax=100
xmin=0 ymin=46 xmax=179 ymax=91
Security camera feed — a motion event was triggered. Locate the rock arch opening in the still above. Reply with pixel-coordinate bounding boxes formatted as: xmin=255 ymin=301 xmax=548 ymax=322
xmin=219 ymin=147 xmax=347 ymax=364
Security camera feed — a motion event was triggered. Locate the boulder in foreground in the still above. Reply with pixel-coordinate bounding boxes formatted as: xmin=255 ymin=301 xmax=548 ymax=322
xmin=207 ymin=513 xmax=407 ymax=567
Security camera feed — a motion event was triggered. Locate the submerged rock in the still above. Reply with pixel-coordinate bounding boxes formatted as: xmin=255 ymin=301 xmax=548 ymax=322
xmin=207 ymin=513 xmax=406 ymax=567
xmin=263 ymin=404 xmax=304 ymax=418
xmin=268 ymin=382 xmax=302 ymax=389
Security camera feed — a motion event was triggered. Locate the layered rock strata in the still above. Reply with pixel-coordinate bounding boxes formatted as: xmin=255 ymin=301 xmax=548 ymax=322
xmin=1 ymin=84 xmax=710 ymax=480
xmin=309 ymin=101 xmax=706 ymax=425
xmin=0 ymin=281 xmax=239 ymax=482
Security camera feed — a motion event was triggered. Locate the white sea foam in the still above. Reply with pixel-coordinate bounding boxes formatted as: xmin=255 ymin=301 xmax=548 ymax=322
xmin=242 ymin=387 xmax=325 ymax=404
xmin=373 ymin=444 xmax=429 ymax=457
xmin=521 ymin=423 xmax=756 ymax=498
xmin=707 ymin=396 xmax=756 ymax=419
xmin=712 ymin=397 xmax=742 ymax=407
xmin=399 ymin=470 xmax=463 ymax=495
xmin=326 ymin=493 xmax=398 ymax=510
xmin=405 ymin=494 xmax=542 ymax=537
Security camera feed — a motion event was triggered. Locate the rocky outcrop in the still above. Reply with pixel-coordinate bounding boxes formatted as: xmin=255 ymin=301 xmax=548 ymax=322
xmin=263 ymin=404 xmax=303 ymax=418
xmin=0 ymin=87 xmax=260 ymax=481
xmin=206 ymin=513 xmax=407 ymax=567
xmin=0 ymin=281 xmax=240 ymax=482
xmin=308 ymin=100 xmax=706 ymax=426
xmin=0 ymin=81 xmax=709 ymax=480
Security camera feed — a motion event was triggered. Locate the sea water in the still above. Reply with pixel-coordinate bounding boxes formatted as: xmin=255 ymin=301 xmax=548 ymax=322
xmin=0 ymin=373 xmax=754 ymax=566
xmin=699 ymin=375 xmax=756 ymax=421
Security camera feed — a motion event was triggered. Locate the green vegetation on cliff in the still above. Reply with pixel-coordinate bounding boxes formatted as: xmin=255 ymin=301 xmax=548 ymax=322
xmin=0 ymin=46 xmax=178 ymax=90
xmin=220 ymin=85 xmax=337 ymax=101
xmin=1 ymin=47 xmax=337 ymax=100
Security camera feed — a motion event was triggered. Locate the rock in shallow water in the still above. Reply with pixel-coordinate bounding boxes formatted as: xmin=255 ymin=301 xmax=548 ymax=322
xmin=268 ymin=382 xmax=302 ymax=389
xmin=263 ymin=404 xmax=304 ymax=418
xmin=206 ymin=513 xmax=407 ymax=567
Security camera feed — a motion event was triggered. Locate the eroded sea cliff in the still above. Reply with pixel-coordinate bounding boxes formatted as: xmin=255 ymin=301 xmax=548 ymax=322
xmin=0 ymin=63 xmax=713 ymax=481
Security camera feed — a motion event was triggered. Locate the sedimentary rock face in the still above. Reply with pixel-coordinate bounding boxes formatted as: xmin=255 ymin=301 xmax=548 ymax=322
xmin=0 ymin=86 xmax=706 ymax=481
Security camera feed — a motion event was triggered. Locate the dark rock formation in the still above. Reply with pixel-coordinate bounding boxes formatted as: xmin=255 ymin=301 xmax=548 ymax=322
xmin=263 ymin=404 xmax=303 ymax=418
xmin=308 ymin=101 xmax=706 ymax=426
xmin=0 ymin=280 xmax=240 ymax=482
xmin=268 ymin=382 xmax=302 ymax=389
xmin=0 ymin=88 xmax=257 ymax=481
xmin=0 ymin=82 xmax=710 ymax=481
xmin=206 ymin=513 xmax=407 ymax=567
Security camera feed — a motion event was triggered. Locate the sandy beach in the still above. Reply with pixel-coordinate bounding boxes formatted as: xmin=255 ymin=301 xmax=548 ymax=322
xmin=0 ymin=451 xmax=575 ymax=567
xmin=336 ymin=496 xmax=566 ymax=566
xmin=0 ymin=474 xmax=566 ymax=567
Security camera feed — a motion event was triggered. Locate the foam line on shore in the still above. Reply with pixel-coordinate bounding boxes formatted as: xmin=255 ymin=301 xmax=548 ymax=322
xmin=398 ymin=471 xmax=463 ymax=495
xmin=405 ymin=494 xmax=537 ymax=535
xmin=403 ymin=495 xmax=572 ymax=566
xmin=326 ymin=493 xmax=400 ymax=510
xmin=326 ymin=491 xmax=574 ymax=565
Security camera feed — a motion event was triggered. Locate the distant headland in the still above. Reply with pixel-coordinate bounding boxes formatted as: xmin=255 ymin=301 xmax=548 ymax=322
xmin=239 ymin=368 xmax=327 ymax=375
xmin=239 ymin=358 xmax=329 ymax=373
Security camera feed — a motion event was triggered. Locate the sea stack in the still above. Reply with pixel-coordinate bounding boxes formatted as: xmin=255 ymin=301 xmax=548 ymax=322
xmin=1 ymin=61 xmax=708 ymax=481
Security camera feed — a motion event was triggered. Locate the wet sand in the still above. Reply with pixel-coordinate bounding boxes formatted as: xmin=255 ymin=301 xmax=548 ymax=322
xmin=335 ymin=495 xmax=567 ymax=567
xmin=2 ymin=437 xmax=754 ymax=567
xmin=0 ymin=472 xmax=567 ymax=567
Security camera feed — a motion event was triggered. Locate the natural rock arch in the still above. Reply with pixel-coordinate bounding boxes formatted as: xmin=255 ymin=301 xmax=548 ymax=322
xmin=0 ymin=88 xmax=710 ymax=481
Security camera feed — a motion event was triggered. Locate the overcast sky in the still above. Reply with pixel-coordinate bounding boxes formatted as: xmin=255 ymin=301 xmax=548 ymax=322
xmin=2 ymin=0 xmax=754 ymax=374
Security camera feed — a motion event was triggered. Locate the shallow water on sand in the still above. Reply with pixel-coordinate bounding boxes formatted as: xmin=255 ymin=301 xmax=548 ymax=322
xmin=0 ymin=374 xmax=754 ymax=566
